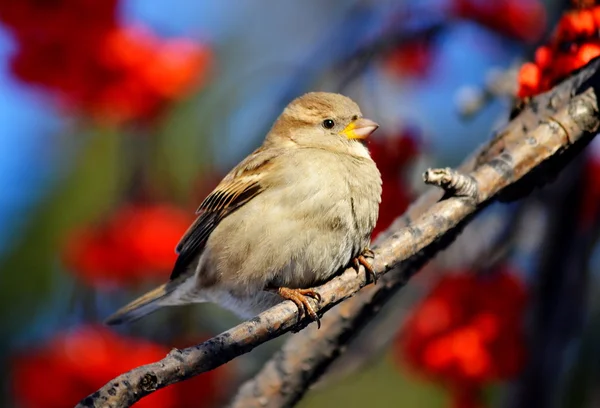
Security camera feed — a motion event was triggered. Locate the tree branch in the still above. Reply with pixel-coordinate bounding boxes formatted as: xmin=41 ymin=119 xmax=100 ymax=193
xmin=375 ymin=57 xmax=600 ymax=246
xmin=77 ymin=59 xmax=600 ymax=408
xmin=230 ymin=62 xmax=600 ymax=407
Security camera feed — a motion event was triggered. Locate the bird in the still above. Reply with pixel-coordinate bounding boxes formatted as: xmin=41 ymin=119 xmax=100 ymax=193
xmin=105 ymin=92 xmax=382 ymax=328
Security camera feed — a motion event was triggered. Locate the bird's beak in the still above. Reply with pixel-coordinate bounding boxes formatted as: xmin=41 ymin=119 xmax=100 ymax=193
xmin=340 ymin=118 xmax=379 ymax=140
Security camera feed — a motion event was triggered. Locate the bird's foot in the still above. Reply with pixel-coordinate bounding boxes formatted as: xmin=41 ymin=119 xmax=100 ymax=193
xmin=352 ymin=248 xmax=377 ymax=285
xmin=270 ymin=287 xmax=322 ymax=328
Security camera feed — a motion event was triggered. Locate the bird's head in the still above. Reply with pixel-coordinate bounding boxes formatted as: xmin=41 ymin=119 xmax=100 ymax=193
xmin=268 ymin=92 xmax=379 ymax=157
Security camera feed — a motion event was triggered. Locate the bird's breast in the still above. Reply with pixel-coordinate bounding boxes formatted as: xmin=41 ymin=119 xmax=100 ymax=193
xmin=266 ymin=150 xmax=382 ymax=284
xmin=200 ymin=148 xmax=382 ymax=301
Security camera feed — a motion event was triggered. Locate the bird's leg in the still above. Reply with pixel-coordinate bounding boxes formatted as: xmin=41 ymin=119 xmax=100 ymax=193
xmin=352 ymin=248 xmax=377 ymax=284
xmin=267 ymin=287 xmax=322 ymax=328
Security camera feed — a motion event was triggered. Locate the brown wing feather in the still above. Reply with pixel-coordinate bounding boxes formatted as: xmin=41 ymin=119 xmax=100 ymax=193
xmin=169 ymin=147 xmax=279 ymax=280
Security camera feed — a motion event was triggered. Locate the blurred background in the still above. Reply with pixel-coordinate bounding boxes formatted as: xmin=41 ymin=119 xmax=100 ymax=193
xmin=2 ymin=0 xmax=600 ymax=407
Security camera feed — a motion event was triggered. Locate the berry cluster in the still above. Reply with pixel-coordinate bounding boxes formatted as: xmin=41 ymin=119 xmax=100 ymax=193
xmin=518 ymin=2 xmax=600 ymax=98
xmin=11 ymin=325 xmax=222 ymax=408
xmin=396 ymin=267 xmax=527 ymax=407
xmin=0 ymin=0 xmax=210 ymax=123
xmin=63 ymin=203 xmax=192 ymax=289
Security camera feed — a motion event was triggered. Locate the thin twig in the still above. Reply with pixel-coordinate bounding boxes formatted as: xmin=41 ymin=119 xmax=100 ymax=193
xmin=423 ymin=167 xmax=479 ymax=199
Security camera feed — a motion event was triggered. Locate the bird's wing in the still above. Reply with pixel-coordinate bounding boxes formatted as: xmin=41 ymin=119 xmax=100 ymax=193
xmin=169 ymin=147 xmax=279 ymax=280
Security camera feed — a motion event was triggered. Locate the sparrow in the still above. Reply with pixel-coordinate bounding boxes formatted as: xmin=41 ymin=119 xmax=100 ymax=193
xmin=105 ymin=92 xmax=382 ymax=328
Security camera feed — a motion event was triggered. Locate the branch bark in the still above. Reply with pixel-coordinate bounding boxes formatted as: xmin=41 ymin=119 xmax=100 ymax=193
xmin=77 ymin=59 xmax=600 ymax=408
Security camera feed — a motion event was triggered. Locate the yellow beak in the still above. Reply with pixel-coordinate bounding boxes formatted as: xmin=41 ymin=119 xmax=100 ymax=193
xmin=340 ymin=117 xmax=379 ymax=140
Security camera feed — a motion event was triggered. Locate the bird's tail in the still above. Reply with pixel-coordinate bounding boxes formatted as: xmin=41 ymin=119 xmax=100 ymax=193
xmin=104 ymin=283 xmax=172 ymax=325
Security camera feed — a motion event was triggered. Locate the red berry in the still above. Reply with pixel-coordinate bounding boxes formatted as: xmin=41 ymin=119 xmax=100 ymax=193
xmin=556 ymin=10 xmax=596 ymax=41
xmin=534 ymin=46 xmax=553 ymax=69
xmin=576 ymin=41 xmax=600 ymax=66
xmin=517 ymin=62 xmax=541 ymax=97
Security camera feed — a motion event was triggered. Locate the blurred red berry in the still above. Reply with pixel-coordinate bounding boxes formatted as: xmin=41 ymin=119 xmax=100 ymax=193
xmin=0 ymin=0 xmax=211 ymax=123
xmin=518 ymin=4 xmax=600 ymax=98
xmin=555 ymin=9 xmax=597 ymax=42
xmin=579 ymin=140 xmax=600 ymax=228
xmin=575 ymin=41 xmax=600 ymax=65
xmin=91 ymin=25 xmax=210 ymax=122
xmin=452 ymin=0 xmax=546 ymax=42
xmin=63 ymin=203 xmax=192 ymax=289
xmin=517 ymin=63 xmax=542 ymax=98
xmin=369 ymin=130 xmax=420 ymax=237
xmin=572 ymin=0 xmax=599 ymax=9
xmin=0 ymin=0 xmax=117 ymax=42
xmin=534 ymin=46 xmax=553 ymax=70
xmin=384 ymin=40 xmax=434 ymax=79
xmin=11 ymin=325 xmax=222 ymax=408
xmin=593 ymin=6 xmax=600 ymax=23
xmin=395 ymin=266 xmax=527 ymax=407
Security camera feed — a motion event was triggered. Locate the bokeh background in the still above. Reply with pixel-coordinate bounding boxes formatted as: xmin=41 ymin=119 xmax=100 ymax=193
xmin=2 ymin=0 xmax=600 ymax=407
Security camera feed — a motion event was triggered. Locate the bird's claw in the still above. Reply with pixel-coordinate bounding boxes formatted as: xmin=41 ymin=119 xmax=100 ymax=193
xmin=271 ymin=287 xmax=322 ymax=329
xmin=352 ymin=248 xmax=377 ymax=285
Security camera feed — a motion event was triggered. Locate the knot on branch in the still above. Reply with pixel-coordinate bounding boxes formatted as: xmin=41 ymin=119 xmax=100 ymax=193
xmin=140 ymin=373 xmax=158 ymax=392
xmin=423 ymin=167 xmax=479 ymax=200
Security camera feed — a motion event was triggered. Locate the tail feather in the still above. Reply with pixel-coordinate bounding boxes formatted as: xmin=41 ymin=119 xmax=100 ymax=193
xmin=105 ymin=284 xmax=170 ymax=325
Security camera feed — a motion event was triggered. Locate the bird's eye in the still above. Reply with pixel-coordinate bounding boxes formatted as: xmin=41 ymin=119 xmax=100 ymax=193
xmin=322 ymin=119 xmax=335 ymax=129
